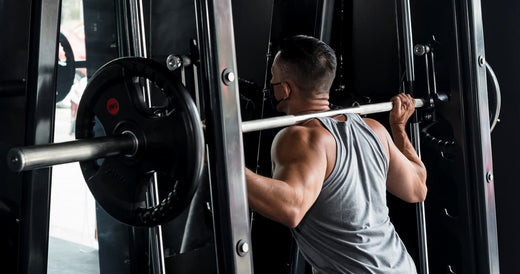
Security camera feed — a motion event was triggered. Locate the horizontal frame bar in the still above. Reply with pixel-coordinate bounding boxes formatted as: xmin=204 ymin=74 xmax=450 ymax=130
xmin=242 ymin=98 xmax=426 ymax=133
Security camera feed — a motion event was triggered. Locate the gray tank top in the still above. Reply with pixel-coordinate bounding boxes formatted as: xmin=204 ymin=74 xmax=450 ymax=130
xmin=291 ymin=113 xmax=417 ymax=273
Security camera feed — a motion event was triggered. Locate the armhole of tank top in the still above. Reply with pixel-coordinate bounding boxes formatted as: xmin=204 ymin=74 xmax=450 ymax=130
xmin=315 ymin=117 xmax=346 ymax=184
xmin=355 ymin=115 xmax=390 ymax=171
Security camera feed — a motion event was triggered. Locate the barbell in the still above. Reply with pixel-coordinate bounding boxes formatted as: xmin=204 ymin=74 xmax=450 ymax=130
xmin=11 ymin=57 xmax=206 ymax=227
xmin=7 ymin=57 xmax=425 ymax=227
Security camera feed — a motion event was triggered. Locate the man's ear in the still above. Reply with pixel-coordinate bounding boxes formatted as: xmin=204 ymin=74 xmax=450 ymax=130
xmin=281 ymin=81 xmax=292 ymax=99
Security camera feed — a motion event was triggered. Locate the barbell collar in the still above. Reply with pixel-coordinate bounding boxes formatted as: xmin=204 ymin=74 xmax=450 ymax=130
xmin=242 ymin=98 xmax=426 ymax=133
xmin=7 ymin=133 xmax=137 ymax=172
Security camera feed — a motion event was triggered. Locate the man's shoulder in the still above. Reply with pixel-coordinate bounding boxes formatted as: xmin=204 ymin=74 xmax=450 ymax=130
xmin=361 ymin=118 xmax=391 ymax=155
xmin=285 ymin=119 xmax=331 ymax=137
xmin=271 ymin=121 xmax=335 ymax=171
xmin=274 ymin=120 xmax=334 ymax=149
xmin=362 ymin=118 xmax=388 ymax=137
xmin=361 ymin=117 xmax=383 ymax=129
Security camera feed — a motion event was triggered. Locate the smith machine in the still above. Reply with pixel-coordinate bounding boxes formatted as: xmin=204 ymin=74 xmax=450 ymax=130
xmin=0 ymin=0 xmax=502 ymax=273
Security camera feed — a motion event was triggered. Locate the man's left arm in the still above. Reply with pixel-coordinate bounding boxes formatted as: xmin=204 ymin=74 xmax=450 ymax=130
xmin=386 ymin=93 xmax=427 ymax=202
xmin=245 ymin=126 xmax=328 ymax=228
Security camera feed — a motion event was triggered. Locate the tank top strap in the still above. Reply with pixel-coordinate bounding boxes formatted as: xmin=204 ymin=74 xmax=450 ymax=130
xmin=314 ymin=115 xmax=351 ymax=187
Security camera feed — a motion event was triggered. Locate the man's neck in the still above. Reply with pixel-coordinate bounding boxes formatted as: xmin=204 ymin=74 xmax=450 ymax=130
xmin=289 ymin=98 xmax=330 ymax=115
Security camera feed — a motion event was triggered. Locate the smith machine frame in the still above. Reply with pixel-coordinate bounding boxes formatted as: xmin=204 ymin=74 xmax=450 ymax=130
xmin=15 ymin=0 xmax=499 ymax=273
xmin=194 ymin=0 xmax=253 ymax=272
xmin=194 ymin=0 xmax=500 ymax=272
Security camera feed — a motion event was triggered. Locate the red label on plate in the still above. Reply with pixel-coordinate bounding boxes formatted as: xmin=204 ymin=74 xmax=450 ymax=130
xmin=107 ymin=98 xmax=119 ymax=115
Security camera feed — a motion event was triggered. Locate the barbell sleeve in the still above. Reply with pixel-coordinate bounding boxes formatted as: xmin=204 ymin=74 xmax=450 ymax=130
xmin=7 ymin=133 xmax=137 ymax=172
xmin=242 ymin=98 xmax=426 ymax=133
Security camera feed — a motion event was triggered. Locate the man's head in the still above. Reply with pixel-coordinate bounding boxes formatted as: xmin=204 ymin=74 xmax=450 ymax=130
xmin=271 ymin=35 xmax=337 ymax=114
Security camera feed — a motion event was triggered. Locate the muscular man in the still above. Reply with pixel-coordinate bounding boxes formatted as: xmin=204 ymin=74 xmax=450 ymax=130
xmin=245 ymin=35 xmax=427 ymax=273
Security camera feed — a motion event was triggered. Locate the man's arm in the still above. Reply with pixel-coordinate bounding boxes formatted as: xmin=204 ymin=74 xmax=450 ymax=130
xmin=388 ymin=93 xmax=427 ymax=202
xmin=365 ymin=93 xmax=427 ymax=203
xmin=245 ymin=125 xmax=330 ymax=228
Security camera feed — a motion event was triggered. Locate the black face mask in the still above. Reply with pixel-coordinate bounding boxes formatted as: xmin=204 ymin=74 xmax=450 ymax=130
xmin=270 ymin=93 xmax=284 ymax=110
xmin=267 ymin=82 xmax=284 ymax=111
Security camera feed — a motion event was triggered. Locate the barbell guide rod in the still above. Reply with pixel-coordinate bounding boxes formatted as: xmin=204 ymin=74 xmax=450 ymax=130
xmin=7 ymin=134 xmax=137 ymax=172
xmin=242 ymin=98 xmax=425 ymax=133
xmin=410 ymin=120 xmax=430 ymax=274
xmin=398 ymin=0 xmax=429 ymax=271
xmin=128 ymin=1 xmax=167 ymax=271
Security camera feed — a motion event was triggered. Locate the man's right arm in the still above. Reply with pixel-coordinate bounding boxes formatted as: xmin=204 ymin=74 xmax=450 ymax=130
xmin=245 ymin=126 xmax=328 ymax=228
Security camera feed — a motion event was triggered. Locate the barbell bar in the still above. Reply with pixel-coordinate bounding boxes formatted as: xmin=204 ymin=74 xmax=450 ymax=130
xmin=8 ymin=133 xmax=137 ymax=172
xmin=241 ymin=98 xmax=426 ymax=133
xmin=8 ymin=98 xmax=426 ymax=172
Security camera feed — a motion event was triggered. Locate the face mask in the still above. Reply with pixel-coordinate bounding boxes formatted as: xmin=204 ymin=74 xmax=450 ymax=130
xmin=268 ymin=82 xmax=284 ymax=110
xmin=270 ymin=94 xmax=284 ymax=110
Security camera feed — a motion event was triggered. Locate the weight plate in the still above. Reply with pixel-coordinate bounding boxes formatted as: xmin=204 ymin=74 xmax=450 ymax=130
xmin=56 ymin=33 xmax=76 ymax=103
xmin=76 ymin=57 xmax=205 ymax=227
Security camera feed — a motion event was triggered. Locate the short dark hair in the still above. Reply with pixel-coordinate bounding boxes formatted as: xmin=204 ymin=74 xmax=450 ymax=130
xmin=276 ymin=35 xmax=337 ymax=95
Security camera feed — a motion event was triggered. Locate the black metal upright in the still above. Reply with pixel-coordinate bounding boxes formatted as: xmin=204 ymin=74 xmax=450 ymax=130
xmin=0 ymin=1 xmax=31 ymax=273
xmin=409 ymin=0 xmax=500 ymax=272
xmin=458 ymin=0 xmax=499 ymax=272
xmin=19 ymin=0 xmax=61 ymax=273
xmin=194 ymin=0 xmax=254 ymax=273
xmin=397 ymin=0 xmax=430 ymax=273
xmin=481 ymin=0 xmax=520 ymax=272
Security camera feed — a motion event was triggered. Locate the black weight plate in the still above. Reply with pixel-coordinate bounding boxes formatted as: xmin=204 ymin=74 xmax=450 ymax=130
xmin=56 ymin=32 xmax=76 ymax=103
xmin=76 ymin=57 xmax=205 ymax=227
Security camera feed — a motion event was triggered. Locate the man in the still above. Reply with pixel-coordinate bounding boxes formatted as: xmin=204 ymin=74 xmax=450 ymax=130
xmin=245 ymin=35 xmax=427 ymax=273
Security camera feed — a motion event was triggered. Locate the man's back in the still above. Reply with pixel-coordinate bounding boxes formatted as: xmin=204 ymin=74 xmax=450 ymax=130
xmin=291 ymin=113 xmax=417 ymax=273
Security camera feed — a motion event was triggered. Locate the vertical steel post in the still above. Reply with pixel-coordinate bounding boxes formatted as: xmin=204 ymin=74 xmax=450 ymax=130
xmin=128 ymin=0 xmax=153 ymax=105
xmin=19 ymin=0 xmax=62 ymax=273
xmin=127 ymin=1 xmax=165 ymax=273
xmin=400 ymin=0 xmax=415 ymax=84
xmin=399 ymin=0 xmax=429 ymax=273
xmin=461 ymin=0 xmax=499 ymax=272
xmin=146 ymin=176 xmax=166 ymax=274
xmin=410 ymin=121 xmax=429 ymax=274
xmin=194 ymin=0 xmax=253 ymax=272
xmin=124 ymin=0 xmax=166 ymax=274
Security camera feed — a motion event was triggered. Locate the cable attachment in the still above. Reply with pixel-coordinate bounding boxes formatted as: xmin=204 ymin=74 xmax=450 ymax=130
xmin=414 ymin=41 xmax=448 ymax=106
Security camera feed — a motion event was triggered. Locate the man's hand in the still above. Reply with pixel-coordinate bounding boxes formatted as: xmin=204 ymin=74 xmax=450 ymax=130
xmin=389 ymin=93 xmax=415 ymax=128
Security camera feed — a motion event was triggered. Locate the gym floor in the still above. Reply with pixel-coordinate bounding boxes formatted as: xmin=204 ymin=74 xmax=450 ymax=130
xmin=48 ymin=236 xmax=99 ymax=274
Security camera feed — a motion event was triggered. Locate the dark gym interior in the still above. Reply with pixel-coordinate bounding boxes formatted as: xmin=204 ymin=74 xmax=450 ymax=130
xmin=0 ymin=0 xmax=517 ymax=273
